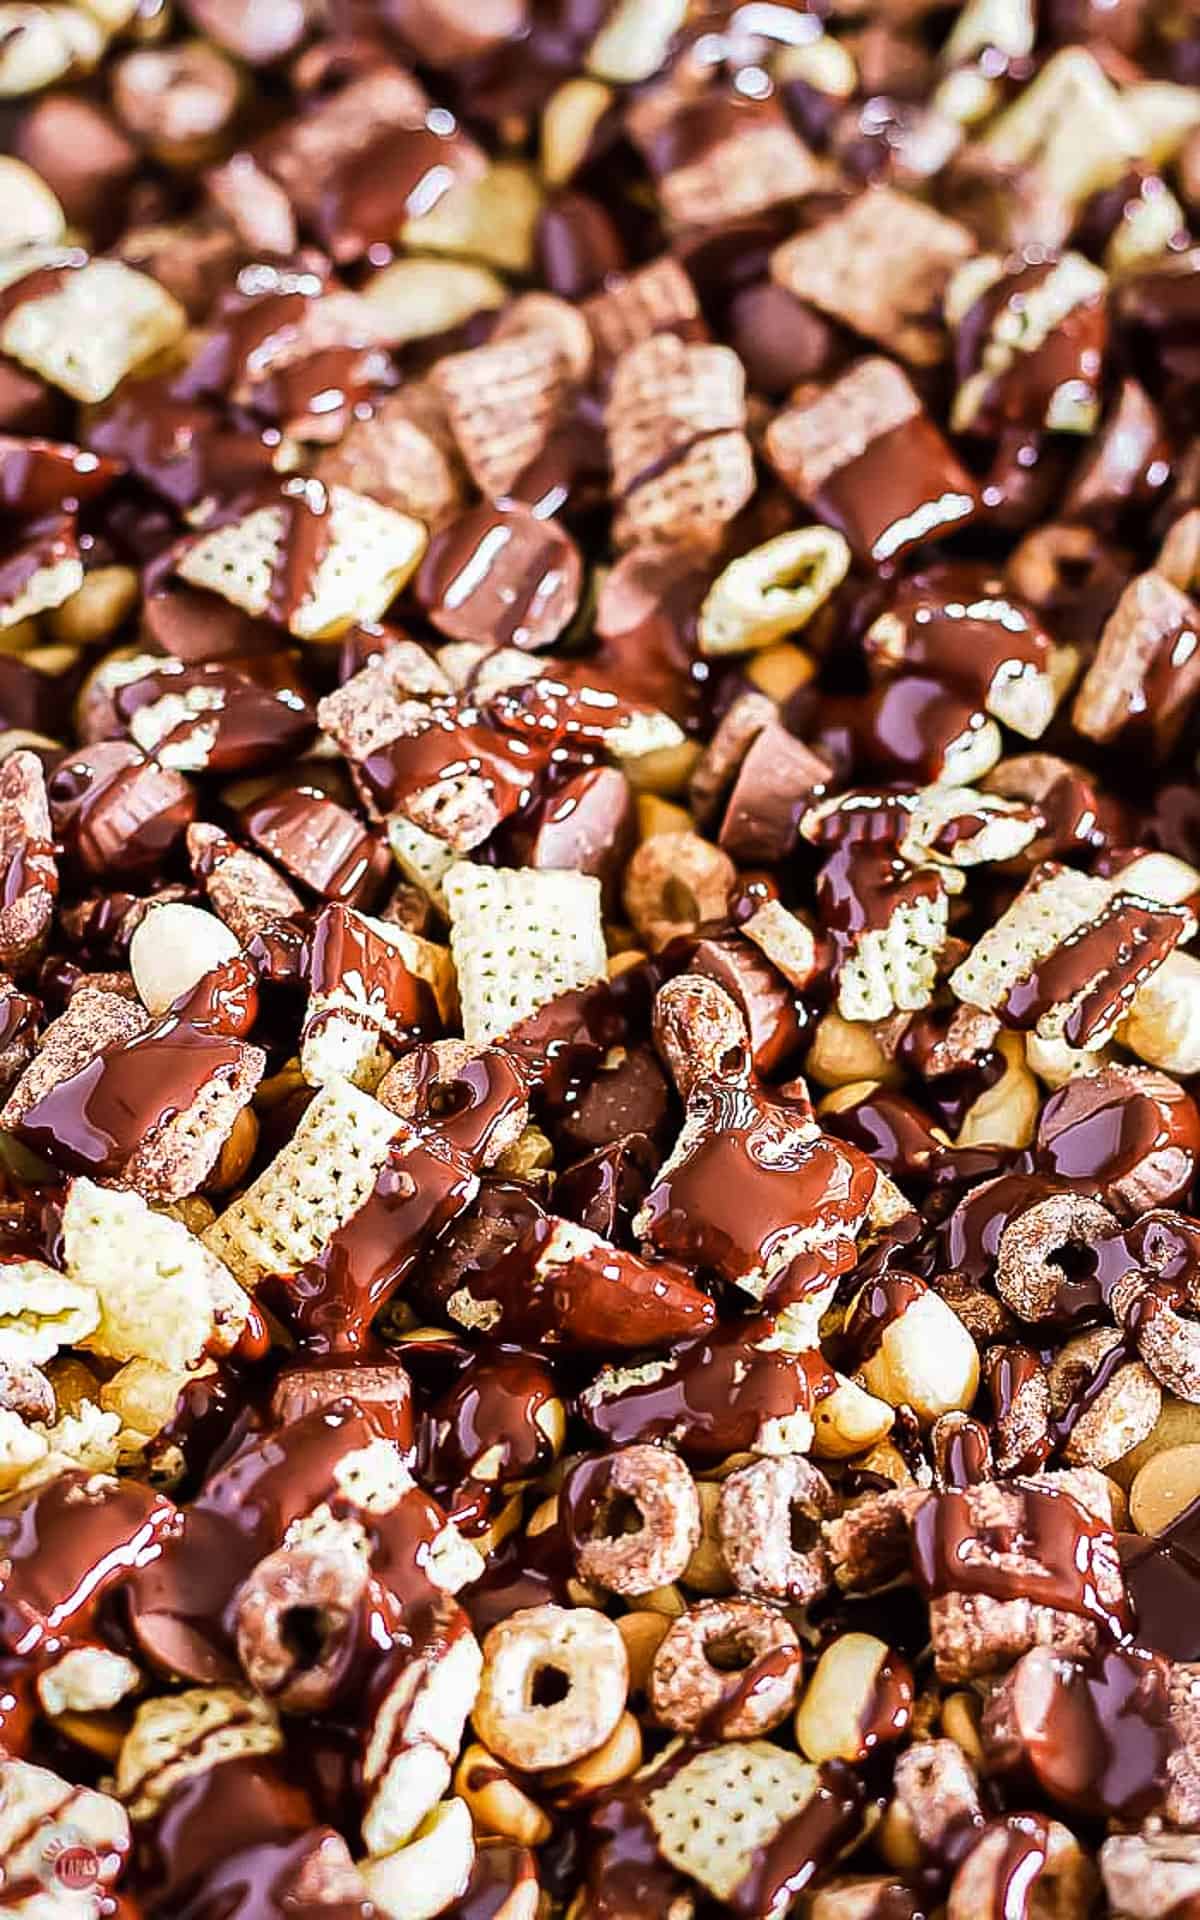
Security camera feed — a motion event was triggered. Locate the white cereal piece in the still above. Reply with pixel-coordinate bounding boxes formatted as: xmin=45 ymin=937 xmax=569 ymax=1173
xmin=0 ymin=1259 xmax=99 ymax=1367
xmin=646 ymin=1742 xmax=823 ymax=1903
xmin=177 ymin=484 xmax=427 ymax=641
xmin=741 ymin=899 xmax=819 ymax=989
xmin=949 ymin=863 xmax=1112 ymax=1012
xmin=444 ymin=863 xmax=607 ymax=1046
xmin=202 ymin=1078 xmax=403 ymax=1290
xmin=838 ymin=890 xmax=951 ymax=1024
xmin=1 ymin=257 xmax=185 ymax=402
xmin=61 ymin=1177 xmax=250 ymax=1372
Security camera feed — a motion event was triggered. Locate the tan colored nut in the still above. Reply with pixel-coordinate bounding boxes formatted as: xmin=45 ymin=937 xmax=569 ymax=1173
xmin=955 ymin=1032 xmax=1039 ymax=1149
xmin=1048 ymin=1328 xmax=1162 ymax=1470
xmin=616 ymin=1610 xmax=672 ymax=1697
xmin=717 ymin=1455 xmax=835 ymax=1605
xmin=473 ymin=1605 xmax=627 ymax=1771
xmin=404 ymin=160 xmax=541 ymax=276
xmin=805 ymin=1011 xmax=900 ymax=1090
xmin=206 ymin=1106 xmax=259 ymax=1195
xmin=795 ymin=1633 xmax=911 ymax=1765
xmin=878 ymin=1797 xmax=923 ymax=1872
xmin=994 ymin=1192 xmax=1119 ymax=1321
xmin=647 ymin=1599 xmax=802 ymax=1738
xmin=541 ymin=76 xmax=613 ymax=187
xmin=941 ymin=1690 xmax=985 ymax=1767
xmin=636 ymin=1582 xmax=687 ymax=1620
xmin=812 ymin=1374 xmax=895 ymax=1459
xmin=698 ymin=528 xmax=851 ymax=658
xmin=128 ymin=901 xmax=241 ymax=1016
xmin=623 ymin=738 xmax=702 ymax=799
xmin=0 ymin=154 xmax=64 ymax=248
xmin=586 ymin=0 xmax=686 ymax=83
xmin=235 ymin=1533 xmax=369 ymax=1713
xmin=681 ymin=1479 xmax=733 ymax=1597
xmin=635 ymin=793 xmax=692 ymax=840
xmin=1110 ymin=1395 xmax=1200 ymax=1489
xmin=1130 ymin=1442 xmax=1200 ymax=1536
xmin=47 ymin=566 xmax=139 ymax=646
xmin=542 ymin=1708 xmax=642 ymax=1802
xmin=746 ymin=641 xmax=817 ymax=702
xmin=948 ymin=1815 xmax=1098 ymax=1920
xmin=623 ymin=832 xmax=736 ymax=950
xmin=652 ymin=973 xmax=749 ymax=1099
xmin=1159 ymin=508 xmax=1200 ymax=594
xmin=360 ymin=1797 xmax=476 ymax=1920
xmin=472 ymin=1490 xmax=525 ymax=1560
xmin=360 ymin=257 xmax=506 ymax=347
xmin=854 ymin=1282 xmax=980 ymax=1425
xmin=1124 ymin=952 xmax=1200 ymax=1076
xmin=572 ymin=1446 xmax=701 ymax=1598
xmin=0 ymin=6 xmax=78 ymax=94
xmin=454 ymin=1741 xmax=552 ymax=1847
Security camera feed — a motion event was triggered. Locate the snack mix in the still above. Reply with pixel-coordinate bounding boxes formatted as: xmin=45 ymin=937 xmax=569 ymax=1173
xmin=9 ymin=0 xmax=1200 ymax=1915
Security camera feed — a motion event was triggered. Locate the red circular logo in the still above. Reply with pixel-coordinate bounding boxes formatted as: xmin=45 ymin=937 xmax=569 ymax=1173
xmin=52 ymin=1845 xmax=100 ymax=1890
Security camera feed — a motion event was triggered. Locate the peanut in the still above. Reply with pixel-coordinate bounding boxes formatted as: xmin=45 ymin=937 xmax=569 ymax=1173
xmin=1130 ymin=1443 xmax=1200 ymax=1537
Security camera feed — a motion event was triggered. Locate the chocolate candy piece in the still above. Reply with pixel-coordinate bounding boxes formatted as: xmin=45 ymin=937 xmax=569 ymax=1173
xmin=48 ymin=741 xmax=196 ymax=880
xmin=417 ymin=502 xmax=583 ymax=652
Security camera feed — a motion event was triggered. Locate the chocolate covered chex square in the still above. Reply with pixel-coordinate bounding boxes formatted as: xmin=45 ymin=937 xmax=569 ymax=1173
xmin=255 ymin=68 xmax=486 ymax=262
xmin=628 ymin=87 xmax=824 ymax=231
xmin=444 ymin=862 xmax=607 ymax=1046
xmin=300 ymin=902 xmax=439 ymax=1092
xmin=771 ymin=187 xmax=975 ymax=364
xmin=202 ymin=1077 xmax=404 ymax=1289
xmin=315 ymin=381 xmax=468 ymax=528
xmin=608 ymin=333 xmax=754 ymax=549
xmin=583 ymin=255 xmax=702 ymax=363
xmin=188 ymin=823 xmax=304 ymax=942
xmin=1072 ymin=569 xmax=1200 ymax=760
xmin=435 ymin=329 xmax=572 ymax=500
xmin=766 ymin=357 xmax=978 ymax=566
xmin=176 ymin=480 xmax=427 ymax=641
xmin=0 ymin=253 xmax=186 ymax=401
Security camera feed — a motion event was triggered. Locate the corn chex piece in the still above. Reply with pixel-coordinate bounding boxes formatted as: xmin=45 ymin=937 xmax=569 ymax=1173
xmin=583 ymin=254 xmax=701 ymax=364
xmin=771 ymin=188 xmax=975 ymax=365
xmin=435 ymin=330 xmax=571 ymax=500
xmin=628 ymin=90 xmax=824 ymax=230
xmin=444 ymin=863 xmax=607 ymax=1047
xmin=949 ymin=862 xmax=1113 ymax=1013
xmin=741 ymin=899 xmax=819 ymax=990
xmin=1 ymin=256 xmax=185 ymax=403
xmin=116 ymin=1687 xmax=281 ymax=1822
xmin=837 ymin=884 xmax=951 ymax=1024
xmin=387 ymin=812 xmax=457 ymax=906
xmin=608 ymin=332 xmax=753 ymax=550
xmin=317 ymin=641 xmax=452 ymax=767
xmin=0 ymin=986 xmax=147 ymax=1133
xmin=177 ymin=483 xmax=427 ymax=642
xmin=62 ymin=1177 xmax=250 ymax=1372
xmin=981 ymin=46 xmax=1144 ymax=207
xmin=188 ymin=823 xmax=304 ymax=943
xmin=1072 ymin=570 xmax=1200 ymax=758
xmin=315 ymin=381 xmax=467 ymax=528
xmin=202 ymin=1077 xmax=403 ymax=1290
xmin=0 ymin=1259 xmax=99 ymax=1367
xmin=766 ymin=356 xmax=921 ymax=502
xmin=646 ymin=1743 xmax=823 ymax=1903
